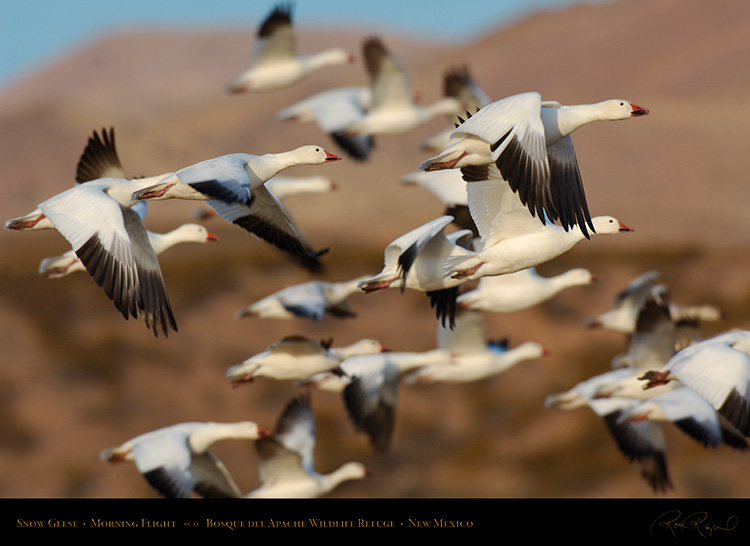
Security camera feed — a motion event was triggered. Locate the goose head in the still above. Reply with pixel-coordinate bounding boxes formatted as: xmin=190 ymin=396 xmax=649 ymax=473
xmin=591 ymin=216 xmax=634 ymax=234
xmin=293 ymin=145 xmax=342 ymax=164
xmin=599 ymin=99 xmax=650 ymax=120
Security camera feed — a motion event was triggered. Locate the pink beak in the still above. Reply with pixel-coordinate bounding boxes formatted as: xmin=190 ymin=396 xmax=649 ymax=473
xmin=630 ymin=103 xmax=649 ymax=116
xmin=325 ymin=151 xmax=342 ymax=162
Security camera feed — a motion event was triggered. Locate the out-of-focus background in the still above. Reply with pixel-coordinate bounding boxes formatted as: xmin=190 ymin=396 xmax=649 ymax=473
xmin=1 ymin=0 xmax=749 ymax=498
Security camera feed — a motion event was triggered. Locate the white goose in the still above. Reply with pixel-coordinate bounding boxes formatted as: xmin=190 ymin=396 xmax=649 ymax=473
xmin=340 ymin=36 xmax=462 ymax=138
xmin=419 ymin=64 xmax=491 ymax=153
xmin=359 ymin=215 xmax=474 ymax=327
xmin=101 ymin=421 xmax=268 ymax=498
xmin=266 ymin=175 xmax=337 ymax=201
xmin=236 ymin=275 xmax=370 ymax=321
xmin=246 ymin=395 xmax=367 ymax=498
xmin=419 ymin=91 xmax=649 ymax=237
xmin=640 ymin=330 xmax=750 ymax=439
xmin=584 ymin=270 xmax=724 ymax=333
xmin=226 ymin=4 xmax=354 ymax=94
xmin=617 ymin=387 xmax=748 ymax=451
xmin=226 ymin=336 xmax=388 ymax=385
xmin=130 ymin=145 xmax=341 ymax=272
xmin=544 ymin=367 xmax=673 ymax=492
xmin=456 ymin=266 xmax=596 ymax=313
xmin=277 ymin=86 xmax=374 ymax=160
xmin=5 ymin=128 xmax=193 ymax=336
xmin=40 ymin=221 xmax=219 ymax=279
xmin=334 ymin=349 xmax=452 ymax=452
xmin=439 ymin=163 xmax=633 ymax=282
xmin=404 ymin=309 xmax=547 ymax=385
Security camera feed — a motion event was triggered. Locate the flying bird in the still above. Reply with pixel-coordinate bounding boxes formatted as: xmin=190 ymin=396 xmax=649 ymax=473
xmin=419 ymin=91 xmax=649 ymax=238
xmin=226 ymin=3 xmax=355 ymax=93
xmin=131 ymin=145 xmax=341 ymax=272
xmin=101 ymin=421 xmax=268 ymax=498
xmin=246 ymin=394 xmax=368 ymax=497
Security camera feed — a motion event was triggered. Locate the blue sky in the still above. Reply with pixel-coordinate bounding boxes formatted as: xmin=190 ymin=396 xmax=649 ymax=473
xmin=0 ymin=0 xmax=599 ymax=89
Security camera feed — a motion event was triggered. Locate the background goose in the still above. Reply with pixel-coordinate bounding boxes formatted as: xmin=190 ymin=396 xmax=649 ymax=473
xmin=419 ymin=91 xmax=649 ymax=238
xmin=39 ymin=221 xmax=218 ymax=279
xmin=101 ymin=421 xmax=268 ymax=498
xmin=236 ymin=275 xmax=370 ymax=321
xmin=246 ymin=394 xmax=368 ymax=498
xmin=277 ymin=86 xmax=374 ymax=160
xmin=226 ymin=336 xmax=387 ymax=385
xmin=340 ymin=36 xmax=462 ymax=138
xmin=640 ymin=330 xmax=750 ymax=439
xmin=404 ymin=308 xmax=547 ymax=385
xmin=419 ymin=64 xmax=492 ymax=153
xmin=456 ymin=266 xmax=596 ymax=313
xmin=225 ymin=4 xmax=354 ymax=93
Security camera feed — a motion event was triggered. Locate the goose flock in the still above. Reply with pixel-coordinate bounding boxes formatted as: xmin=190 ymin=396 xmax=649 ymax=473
xmin=5 ymin=3 xmax=745 ymax=499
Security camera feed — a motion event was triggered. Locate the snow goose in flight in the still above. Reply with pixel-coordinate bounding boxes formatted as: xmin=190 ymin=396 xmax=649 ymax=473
xmin=246 ymin=394 xmax=368 ymax=498
xmin=101 ymin=421 xmax=268 ymax=498
xmin=358 ymin=215 xmax=475 ymax=328
xmin=6 ymin=129 xmax=180 ymax=337
xmin=225 ymin=4 xmax=354 ymax=94
xmin=419 ymin=92 xmax=649 ymax=238
xmin=277 ymin=86 xmax=374 ymax=160
xmin=340 ymin=36 xmax=462 ymax=138
xmin=404 ymin=308 xmax=547 ymax=385
xmin=640 ymin=330 xmax=750 ymax=439
xmin=617 ymin=387 xmax=748 ymax=451
xmin=545 ymin=366 xmax=673 ymax=492
xmin=440 ymin=163 xmax=633 ymax=282
xmin=419 ymin=64 xmax=491 ymax=153
xmin=584 ymin=270 xmax=724 ymax=334
xmin=39 ymin=221 xmax=219 ymax=279
xmin=226 ymin=336 xmax=388 ymax=386
xmin=5 ymin=126 xmax=126 ymax=231
xmin=236 ymin=275 xmax=370 ymax=321
xmin=335 ymin=349 xmax=451 ymax=452
xmin=456 ymin=266 xmax=596 ymax=313
xmin=130 ymin=145 xmax=341 ymax=272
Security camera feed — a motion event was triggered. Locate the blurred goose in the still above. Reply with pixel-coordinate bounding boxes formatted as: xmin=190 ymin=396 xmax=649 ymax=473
xmin=419 ymin=92 xmax=649 ymax=238
xmin=266 ymin=175 xmax=337 ymax=201
xmin=457 ymin=266 xmax=596 ymax=313
xmin=226 ymin=336 xmax=388 ymax=385
xmin=359 ymin=215 xmax=474 ymax=327
xmin=440 ymin=163 xmax=633 ymax=282
xmin=618 ymin=387 xmax=748 ymax=451
xmin=236 ymin=275 xmax=370 ymax=321
xmin=419 ymin=64 xmax=491 ymax=153
xmin=404 ymin=308 xmax=547 ymax=384
xmin=40 ymin=221 xmax=219 ymax=279
xmin=545 ymin=367 xmax=672 ymax=492
xmin=640 ymin=330 xmax=750 ymax=438
xmin=585 ymin=270 xmax=723 ymax=333
xmin=226 ymin=4 xmax=354 ymax=93
xmin=247 ymin=395 xmax=367 ymax=498
xmin=130 ymin=145 xmax=341 ymax=272
xmin=101 ymin=421 xmax=268 ymax=498
xmin=336 ymin=350 xmax=451 ymax=452
xmin=277 ymin=86 xmax=374 ymax=160
xmin=340 ymin=36 xmax=462 ymax=138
